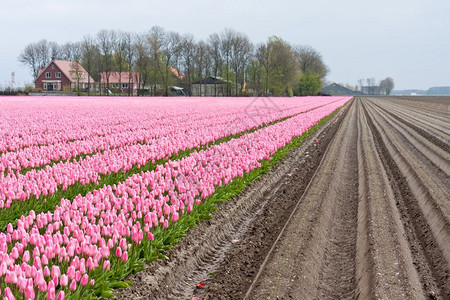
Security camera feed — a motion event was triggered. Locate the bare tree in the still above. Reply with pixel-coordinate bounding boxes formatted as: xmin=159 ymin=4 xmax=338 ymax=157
xmin=81 ymin=35 xmax=98 ymax=95
xmin=366 ymin=78 xmax=376 ymax=95
xmin=256 ymin=42 xmax=273 ymax=96
xmin=97 ymin=30 xmax=116 ymax=95
xmin=230 ymin=31 xmax=253 ymax=96
xmin=35 ymin=39 xmax=51 ymax=69
xmin=72 ymin=42 xmax=82 ymax=62
xmin=180 ymin=34 xmax=196 ymax=96
xmin=220 ymin=28 xmax=236 ymax=96
xmin=70 ymin=61 xmax=84 ymax=96
xmin=147 ymin=26 xmax=165 ymax=95
xmin=196 ymin=40 xmax=211 ymax=96
xmin=194 ymin=40 xmax=210 ymax=96
xmin=358 ymin=78 xmax=365 ymax=94
xmin=159 ymin=31 xmax=182 ymax=96
xmin=379 ymin=77 xmax=395 ymax=95
xmin=49 ymin=41 xmax=60 ymax=60
xmin=207 ymin=33 xmax=222 ymax=96
xmin=134 ymin=33 xmax=151 ymax=95
xmin=113 ymin=31 xmax=129 ymax=93
xmin=18 ymin=43 xmax=40 ymax=78
xmin=59 ymin=42 xmax=73 ymax=60
xmin=202 ymin=42 xmax=212 ymax=93
xmin=247 ymin=58 xmax=263 ymax=96
xmin=19 ymin=40 xmax=60 ymax=79
xmin=122 ymin=32 xmax=136 ymax=96
xmin=294 ymin=45 xmax=328 ymax=77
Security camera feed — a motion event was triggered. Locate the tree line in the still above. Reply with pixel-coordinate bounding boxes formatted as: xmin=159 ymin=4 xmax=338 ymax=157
xmin=357 ymin=77 xmax=395 ymax=95
xmin=19 ymin=27 xmax=328 ymax=96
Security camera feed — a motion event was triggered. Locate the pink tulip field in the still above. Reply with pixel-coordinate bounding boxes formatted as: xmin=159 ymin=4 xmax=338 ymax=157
xmin=0 ymin=96 xmax=350 ymax=299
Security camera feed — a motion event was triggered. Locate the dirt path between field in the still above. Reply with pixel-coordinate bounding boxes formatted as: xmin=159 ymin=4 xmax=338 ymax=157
xmin=115 ymin=97 xmax=449 ymax=300
xmin=244 ymin=94 xmax=362 ymax=300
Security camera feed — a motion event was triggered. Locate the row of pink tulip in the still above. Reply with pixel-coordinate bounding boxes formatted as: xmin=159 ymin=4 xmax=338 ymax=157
xmin=0 ymin=97 xmax=322 ymax=154
xmin=0 ymin=97 xmax=346 ymax=207
xmin=0 ymin=98 xmax=135 ymax=153
xmin=0 ymin=97 xmax=351 ymax=299
xmin=0 ymin=97 xmax=212 ymax=153
xmin=0 ymin=99 xmax=252 ymax=171
xmin=0 ymin=97 xmax=330 ymax=174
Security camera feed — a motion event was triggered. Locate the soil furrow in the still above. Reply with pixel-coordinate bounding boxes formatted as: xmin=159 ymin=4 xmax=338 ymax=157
xmin=369 ymin=99 xmax=450 ymax=159
xmin=368 ymin=99 xmax=450 ymax=179
xmin=385 ymin=97 xmax=450 ymax=124
xmin=356 ymin=99 xmax=424 ymax=299
xmin=384 ymin=96 xmax=450 ymax=119
xmin=385 ymin=105 xmax=449 ymax=144
xmin=366 ymin=98 xmax=448 ymax=299
xmin=381 ymin=100 xmax=450 ymax=142
xmin=314 ymin=104 xmax=359 ymax=300
xmin=361 ymin=98 xmax=450 ymax=299
xmin=364 ymin=99 xmax=450 ymax=229
xmin=245 ymin=98 xmax=359 ymax=299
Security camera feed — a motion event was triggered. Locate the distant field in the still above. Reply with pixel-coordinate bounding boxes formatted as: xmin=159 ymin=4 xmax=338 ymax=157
xmin=385 ymin=96 xmax=450 ymax=114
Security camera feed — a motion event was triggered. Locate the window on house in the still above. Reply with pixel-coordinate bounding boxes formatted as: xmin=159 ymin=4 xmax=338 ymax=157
xmin=55 ymin=72 xmax=61 ymax=78
xmin=122 ymin=83 xmax=128 ymax=89
xmin=46 ymin=72 xmax=51 ymax=78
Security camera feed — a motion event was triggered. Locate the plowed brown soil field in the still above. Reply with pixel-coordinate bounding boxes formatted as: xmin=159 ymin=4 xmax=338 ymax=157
xmin=116 ymin=97 xmax=449 ymax=300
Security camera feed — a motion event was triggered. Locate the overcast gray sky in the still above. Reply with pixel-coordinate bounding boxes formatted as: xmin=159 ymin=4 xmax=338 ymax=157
xmin=1 ymin=0 xmax=449 ymax=90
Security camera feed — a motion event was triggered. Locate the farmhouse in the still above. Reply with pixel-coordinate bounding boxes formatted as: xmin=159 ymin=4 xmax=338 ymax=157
xmin=100 ymin=72 xmax=139 ymax=95
xmin=34 ymin=57 xmax=94 ymax=91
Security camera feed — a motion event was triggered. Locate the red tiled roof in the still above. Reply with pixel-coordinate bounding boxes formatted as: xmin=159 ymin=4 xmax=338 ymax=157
xmin=54 ymin=60 xmax=94 ymax=83
xmin=170 ymin=68 xmax=184 ymax=80
xmin=100 ymin=72 xmax=140 ymax=84
xmin=37 ymin=67 xmax=45 ymax=78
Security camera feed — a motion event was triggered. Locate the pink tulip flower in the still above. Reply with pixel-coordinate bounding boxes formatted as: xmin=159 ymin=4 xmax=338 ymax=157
xmin=121 ymin=251 xmax=128 ymax=262
xmin=60 ymin=274 xmax=68 ymax=286
xmin=69 ymin=279 xmax=77 ymax=291
xmin=80 ymin=274 xmax=89 ymax=286
xmin=56 ymin=291 xmax=65 ymax=300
